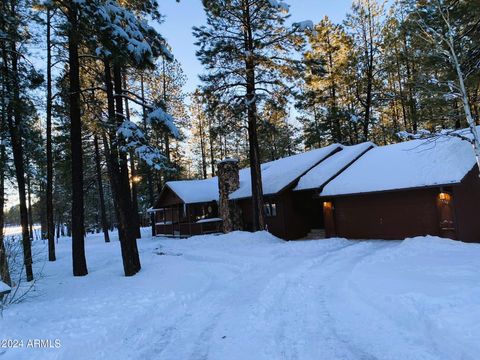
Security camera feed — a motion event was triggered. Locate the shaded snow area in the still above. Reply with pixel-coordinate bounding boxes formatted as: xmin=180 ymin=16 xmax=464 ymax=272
xmin=2 ymin=230 xmax=480 ymax=360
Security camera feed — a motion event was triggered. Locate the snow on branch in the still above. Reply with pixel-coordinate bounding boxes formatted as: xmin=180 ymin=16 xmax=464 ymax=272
xmin=267 ymin=0 xmax=290 ymax=13
xmin=85 ymin=0 xmax=173 ymax=66
xmin=293 ymin=20 xmax=314 ymax=32
xmin=146 ymin=107 xmax=180 ymax=139
xmin=397 ymin=128 xmax=474 ymax=145
xmin=116 ymin=120 xmax=171 ymax=170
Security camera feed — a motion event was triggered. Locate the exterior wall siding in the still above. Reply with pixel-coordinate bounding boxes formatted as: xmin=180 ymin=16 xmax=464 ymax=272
xmin=453 ymin=167 xmax=480 ymax=242
xmin=331 ymin=188 xmax=440 ymax=240
xmin=237 ymin=191 xmax=323 ymax=240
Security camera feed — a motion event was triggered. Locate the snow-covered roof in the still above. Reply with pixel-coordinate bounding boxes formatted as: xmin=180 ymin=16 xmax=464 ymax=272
xmin=230 ymin=144 xmax=342 ymax=200
xmin=294 ymin=142 xmax=375 ymax=192
xmin=321 ymin=136 xmax=477 ymax=197
xmin=165 ymin=177 xmax=220 ymax=204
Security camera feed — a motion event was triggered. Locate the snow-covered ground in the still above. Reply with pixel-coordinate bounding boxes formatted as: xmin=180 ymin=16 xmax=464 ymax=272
xmin=1 ymin=229 xmax=479 ymax=360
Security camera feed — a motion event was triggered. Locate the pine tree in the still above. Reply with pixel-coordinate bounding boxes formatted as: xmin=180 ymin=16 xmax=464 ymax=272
xmin=189 ymin=90 xmax=210 ymax=179
xmin=0 ymin=101 xmax=12 ymax=286
xmin=345 ymin=0 xmax=386 ymax=141
xmin=194 ymin=0 xmax=305 ymax=230
xmin=45 ymin=7 xmax=56 ymax=260
xmin=0 ymin=0 xmax=41 ymax=281
xmin=401 ymin=0 xmax=480 ymax=170
xmin=298 ymin=16 xmax=355 ymax=145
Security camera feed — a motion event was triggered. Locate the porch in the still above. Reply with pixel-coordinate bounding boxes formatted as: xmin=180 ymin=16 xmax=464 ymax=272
xmin=150 ymin=203 xmax=223 ymax=238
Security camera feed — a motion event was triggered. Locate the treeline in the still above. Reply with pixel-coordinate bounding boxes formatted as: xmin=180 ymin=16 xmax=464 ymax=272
xmin=188 ymin=0 xmax=480 ymax=169
xmin=0 ymin=0 xmax=186 ymax=282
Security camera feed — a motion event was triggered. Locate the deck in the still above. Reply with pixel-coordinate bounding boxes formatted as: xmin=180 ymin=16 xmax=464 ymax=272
xmin=155 ymin=218 xmax=223 ymax=238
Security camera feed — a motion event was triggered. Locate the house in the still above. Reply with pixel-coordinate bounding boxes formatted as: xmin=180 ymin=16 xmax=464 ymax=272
xmin=228 ymin=144 xmax=341 ymax=239
xmin=291 ymin=142 xmax=375 ymax=238
xmin=229 ymin=143 xmax=376 ymax=239
xmin=152 ymin=142 xmax=377 ymax=239
xmin=150 ymin=177 xmax=222 ymax=237
xmin=320 ymin=135 xmax=480 ymax=242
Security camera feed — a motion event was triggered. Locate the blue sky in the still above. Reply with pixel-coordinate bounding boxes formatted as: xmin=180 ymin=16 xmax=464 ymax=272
xmin=157 ymin=0 xmax=355 ymax=93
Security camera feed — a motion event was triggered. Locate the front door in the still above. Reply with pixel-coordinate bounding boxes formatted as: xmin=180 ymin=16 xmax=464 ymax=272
xmin=437 ymin=192 xmax=456 ymax=239
xmin=323 ymin=201 xmax=336 ymax=238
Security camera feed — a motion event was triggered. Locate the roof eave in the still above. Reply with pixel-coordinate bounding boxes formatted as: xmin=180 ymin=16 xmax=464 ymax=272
xmin=320 ymin=181 xmax=463 ymax=198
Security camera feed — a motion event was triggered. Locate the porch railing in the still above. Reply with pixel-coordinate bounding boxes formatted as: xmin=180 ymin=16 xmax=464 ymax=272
xmin=155 ymin=219 xmax=223 ymax=238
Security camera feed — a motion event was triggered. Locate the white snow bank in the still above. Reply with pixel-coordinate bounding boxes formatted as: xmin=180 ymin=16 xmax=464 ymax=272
xmin=295 ymin=142 xmax=374 ymax=191
xmin=4 ymin=230 xmax=479 ymax=360
xmin=322 ymin=136 xmax=477 ymax=196
xmin=331 ymin=236 xmax=480 ymax=359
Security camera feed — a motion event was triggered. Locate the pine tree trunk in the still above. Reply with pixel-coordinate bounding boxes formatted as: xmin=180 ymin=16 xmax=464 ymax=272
xmin=102 ymin=58 xmax=141 ymax=276
xmin=402 ymin=33 xmax=418 ymax=133
xmin=113 ymin=63 xmax=141 ymax=275
xmin=140 ymin=75 xmax=155 ymax=236
xmin=363 ymin=53 xmax=374 ymax=141
xmin=46 ymin=9 xmax=56 ymax=260
xmin=122 ymin=75 xmax=141 ymax=238
xmin=0 ymin=137 xmax=11 ymax=286
xmin=27 ymin=170 xmax=34 ymax=240
xmin=243 ymin=1 xmax=265 ymax=231
xmin=325 ymin=32 xmax=341 ymax=142
xmin=102 ymin=60 xmax=125 ymax=240
xmin=1 ymin=1 xmax=33 ymax=280
xmin=199 ymin=115 xmax=207 ymax=179
xmin=93 ymin=134 xmax=110 ymax=243
xmin=129 ymin=151 xmax=141 ymax=238
xmin=162 ymin=58 xmax=171 ymax=170
xmin=362 ymin=7 xmax=375 ymax=142
xmin=68 ymin=1 xmax=88 ymax=276
xmin=209 ymin=128 xmax=215 ymax=177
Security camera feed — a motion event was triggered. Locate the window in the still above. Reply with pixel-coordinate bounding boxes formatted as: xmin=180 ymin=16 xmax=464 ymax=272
xmin=270 ymin=203 xmax=277 ymax=216
xmin=263 ymin=203 xmax=271 ymax=217
xmin=263 ymin=202 xmax=277 ymax=217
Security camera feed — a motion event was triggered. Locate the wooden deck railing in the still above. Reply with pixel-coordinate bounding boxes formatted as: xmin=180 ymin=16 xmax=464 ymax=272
xmin=155 ymin=219 xmax=223 ymax=238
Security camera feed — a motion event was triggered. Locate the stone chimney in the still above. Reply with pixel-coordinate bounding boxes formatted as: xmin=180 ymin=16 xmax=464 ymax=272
xmin=217 ymin=158 xmax=242 ymax=233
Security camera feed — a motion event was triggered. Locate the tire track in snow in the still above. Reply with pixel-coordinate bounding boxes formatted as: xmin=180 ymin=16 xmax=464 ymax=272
xmin=115 ymin=239 xmax=400 ymax=360
xmin=252 ymin=241 xmax=390 ymax=360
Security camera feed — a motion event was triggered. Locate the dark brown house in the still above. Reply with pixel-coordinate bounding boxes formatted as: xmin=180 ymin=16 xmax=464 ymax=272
xmin=320 ymin=136 xmax=480 ymax=242
xmin=153 ymin=142 xmax=376 ymax=240
xmin=150 ymin=178 xmax=222 ymax=237
xmin=230 ymin=143 xmax=375 ymax=240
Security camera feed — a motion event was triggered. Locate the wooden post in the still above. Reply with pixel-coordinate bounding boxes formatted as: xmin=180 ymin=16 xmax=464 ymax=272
xmin=171 ymin=207 xmax=174 ymax=237
xmin=187 ymin=205 xmax=192 ymax=237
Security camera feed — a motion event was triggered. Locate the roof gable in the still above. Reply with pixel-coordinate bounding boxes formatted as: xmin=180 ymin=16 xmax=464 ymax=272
xmin=230 ymin=144 xmax=342 ymax=200
xmin=294 ymin=142 xmax=375 ymax=192
xmin=164 ymin=177 xmax=220 ymax=205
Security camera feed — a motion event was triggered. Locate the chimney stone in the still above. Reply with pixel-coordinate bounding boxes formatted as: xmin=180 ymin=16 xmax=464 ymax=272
xmin=217 ymin=158 xmax=242 ymax=232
